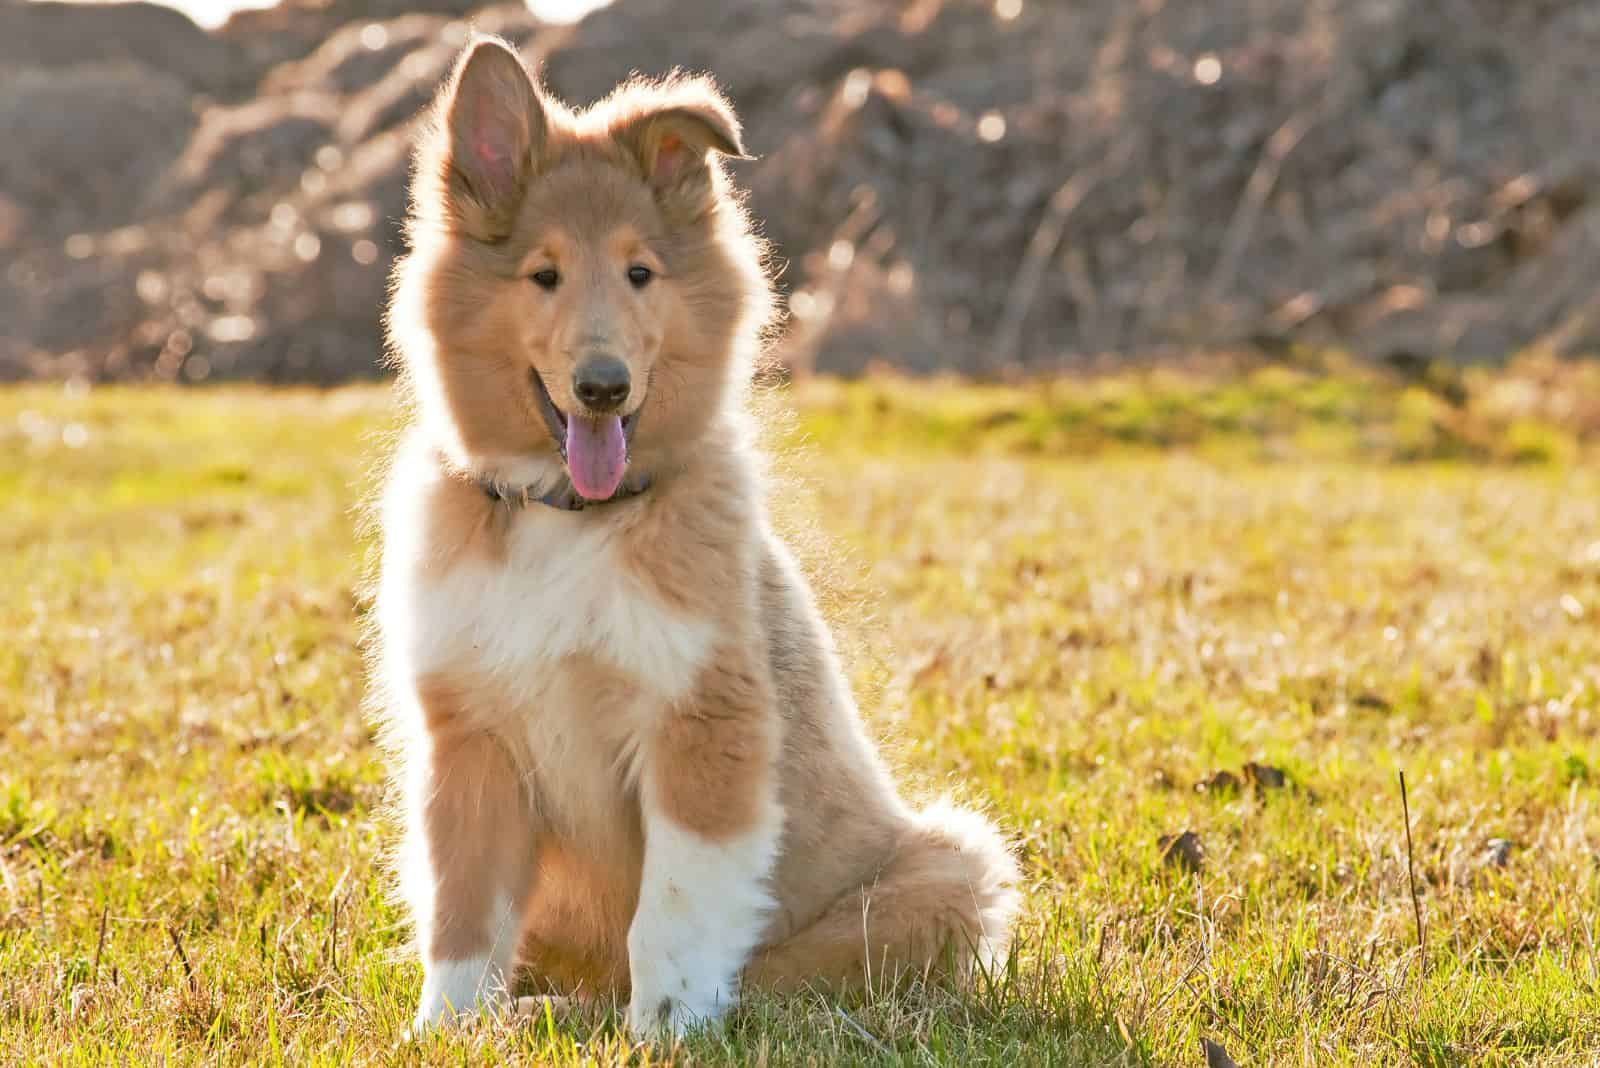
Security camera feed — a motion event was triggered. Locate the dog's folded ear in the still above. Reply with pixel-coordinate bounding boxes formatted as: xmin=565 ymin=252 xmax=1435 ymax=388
xmin=435 ymin=36 xmax=545 ymax=241
xmin=612 ymin=76 xmax=747 ymax=210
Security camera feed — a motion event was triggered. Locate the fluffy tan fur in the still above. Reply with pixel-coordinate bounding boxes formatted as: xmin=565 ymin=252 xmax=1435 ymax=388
xmin=372 ymin=36 xmax=1018 ymax=1036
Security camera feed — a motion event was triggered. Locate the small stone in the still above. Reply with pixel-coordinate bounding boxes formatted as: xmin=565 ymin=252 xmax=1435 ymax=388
xmin=1196 ymin=769 xmax=1241 ymax=796
xmin=1483 ymin=838 xmax=1514 ymax=867
xmin=1201 ymin=1036 xmax=1241 ymax=1068
xmin=1243 ymin=762 xmax=1288 ymax=790
xmin=1159 ymin=829 xmax=1204 ymax=872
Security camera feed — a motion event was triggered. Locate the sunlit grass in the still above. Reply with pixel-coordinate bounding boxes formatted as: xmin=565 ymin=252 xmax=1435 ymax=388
xmin=1 ymin=369 xmax=1597 ymax=1065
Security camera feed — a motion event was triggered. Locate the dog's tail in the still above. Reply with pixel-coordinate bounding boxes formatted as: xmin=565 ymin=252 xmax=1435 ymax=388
xmin=745 ymin=799 xmax=1020 ymax=993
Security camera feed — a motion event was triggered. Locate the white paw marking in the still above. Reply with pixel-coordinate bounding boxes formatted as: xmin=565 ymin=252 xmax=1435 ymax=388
xmin=412 ymin=955 xmax=508 ymax=1033
xmin=625 ymin=812 xmax=779 ymax=1039
xmin=411 ymin=893 xmax=522 ymax=1033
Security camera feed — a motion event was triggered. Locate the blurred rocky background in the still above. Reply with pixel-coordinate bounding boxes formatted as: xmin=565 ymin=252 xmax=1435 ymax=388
xmin=3 ymin=0 xmax=1598 ymax=382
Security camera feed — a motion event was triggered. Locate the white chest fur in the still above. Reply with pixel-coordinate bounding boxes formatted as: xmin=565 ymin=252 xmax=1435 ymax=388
xmin=380 ymin=488 xmax=717 ymax=707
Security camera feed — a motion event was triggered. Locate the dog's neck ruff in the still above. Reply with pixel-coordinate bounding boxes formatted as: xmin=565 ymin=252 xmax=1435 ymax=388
xmin=473 ymin=471 xmax=652 ymax=512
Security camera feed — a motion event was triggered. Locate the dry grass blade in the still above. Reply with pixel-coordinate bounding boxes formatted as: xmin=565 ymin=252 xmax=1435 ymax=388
xmin=166 ymin=924 xmax=197 ymax=993
xmin=833 ymin=1006 xmax=891 ymax=1054
xmin=1399 ymin=771 xmax=1426 ymax=975
xmin=92 ymin=905 xmax=109 ymax=985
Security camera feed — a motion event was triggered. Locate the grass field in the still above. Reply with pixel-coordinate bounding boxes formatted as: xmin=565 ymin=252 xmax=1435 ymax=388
xmin=2 ymin=364 xmax=1598 ymax=1065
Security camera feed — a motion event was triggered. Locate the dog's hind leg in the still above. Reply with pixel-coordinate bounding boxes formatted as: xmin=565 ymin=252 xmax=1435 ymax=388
xmin=745 ymin=801 xmax=1019 ymax=994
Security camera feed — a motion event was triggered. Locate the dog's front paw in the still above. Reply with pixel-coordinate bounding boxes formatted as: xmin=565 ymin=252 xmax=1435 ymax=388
xmin=409 ymin=958 xmax=508 ymax=1038
xmin=625 ymin=988 xmax=728 ymax=1040
xmin=405 ymin=1007 xmax=471 ymax=1042
xmin=625 ymin=921 xmax=741 ymax=1040
xmin=409 ymin=997 xmax=494 ymax=1040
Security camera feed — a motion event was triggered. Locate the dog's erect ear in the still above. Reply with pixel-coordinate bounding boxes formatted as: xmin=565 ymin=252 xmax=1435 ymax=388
xmin=614 ymin=80 xmax=746 ymax=207
xmin=439 ymin=37 xmax=544 ymax=240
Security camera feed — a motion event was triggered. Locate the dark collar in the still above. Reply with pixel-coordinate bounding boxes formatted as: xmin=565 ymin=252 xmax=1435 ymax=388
xmin=473 ymin=471 xmax=653 ymax=512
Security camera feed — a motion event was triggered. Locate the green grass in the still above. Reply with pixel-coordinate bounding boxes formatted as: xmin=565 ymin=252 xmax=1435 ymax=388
xmin=2 ymin=368 xmax=1598 ymax=1065
xmin=786 ymin=352 xmax=1600 ymax=464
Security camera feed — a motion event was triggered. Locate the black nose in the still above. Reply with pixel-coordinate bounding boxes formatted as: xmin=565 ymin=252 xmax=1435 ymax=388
xmin=572 ymin=357 xmax=630 ymax=412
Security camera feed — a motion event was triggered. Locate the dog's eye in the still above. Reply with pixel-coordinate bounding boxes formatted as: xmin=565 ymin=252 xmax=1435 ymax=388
xmin=530 ymin=268 xmax=560 ymax=291
xmin=627 ymin=264 xmax=653 ymax=288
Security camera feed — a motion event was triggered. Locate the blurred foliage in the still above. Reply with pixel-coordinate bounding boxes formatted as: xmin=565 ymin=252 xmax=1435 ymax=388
xmin=6 ymin=0 xmax=1600 ymax=379
xmin=790 ymin=353 xmax=1600 ymax=464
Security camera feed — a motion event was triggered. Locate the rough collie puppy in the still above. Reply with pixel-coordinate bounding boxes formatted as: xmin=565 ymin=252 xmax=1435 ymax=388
xmin=372 ymin=36 xmax=1018 ymax=1038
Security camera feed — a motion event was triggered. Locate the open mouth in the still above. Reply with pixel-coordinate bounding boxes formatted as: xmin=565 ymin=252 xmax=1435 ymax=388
xmin=531 ymin=369 xmax=641 ymax=501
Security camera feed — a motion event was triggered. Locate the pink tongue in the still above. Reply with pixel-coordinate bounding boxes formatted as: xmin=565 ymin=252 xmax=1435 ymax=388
xmin=564 ymin=414 xmax=627 ymax=500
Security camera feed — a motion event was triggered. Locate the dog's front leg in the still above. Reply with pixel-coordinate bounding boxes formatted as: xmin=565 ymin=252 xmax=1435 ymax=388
xmin=626 ymin=653 xmax=782 ymax=1038
xmin=405 ymin=725 xmax=536 ymax=1033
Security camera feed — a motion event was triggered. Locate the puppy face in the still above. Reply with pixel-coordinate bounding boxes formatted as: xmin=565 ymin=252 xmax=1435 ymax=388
xmin=392 ymin=37 xmax=767 ymax=498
